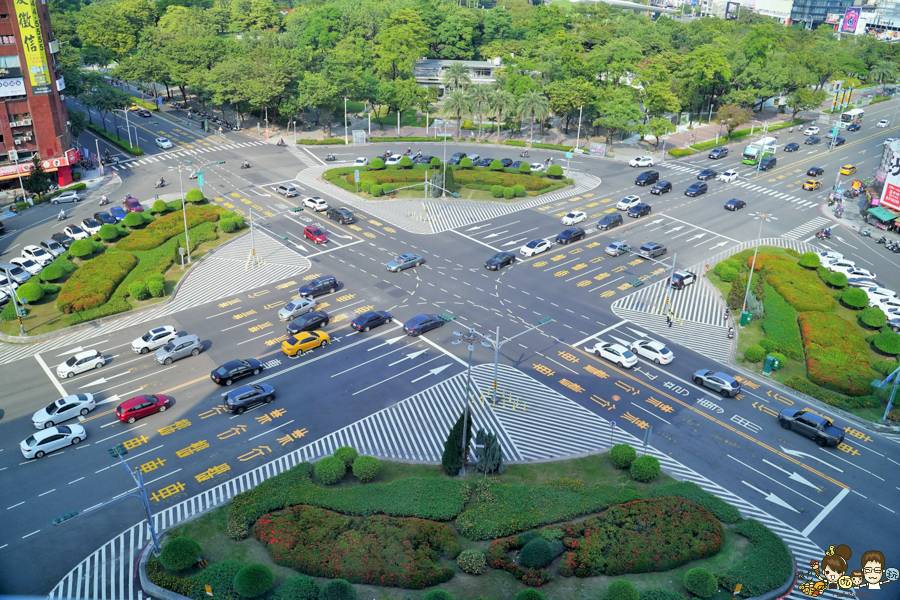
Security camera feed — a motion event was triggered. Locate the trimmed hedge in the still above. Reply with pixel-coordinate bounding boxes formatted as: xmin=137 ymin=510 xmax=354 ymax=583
xmin=151 ymin=199 xmax=168 ymax=214
xmin=609 ymin=444 xmax=636 ymax=469
xmin=668 ymin=148 xmax=694 ymax=157
xmin=760 ymin=283 xmax=803 ymax=360
xmin=520 ymin=537 xmax=553 ymax=568
xmin=117 ymin=205 xmax=222 ymax=251
xmin=68 ymin=239 xmax=96 ymax=258
xmin=606 ymin=580 xmax=640 ymax=600
xmin=651 ymin=481 xmax=742 ymax=523
xmin=784 ymin=376 xmax=879 ymax=410
xmin=98 ymin=223 xmax=119 ymax=242
xmin=351 ymin=455 xmax=381 ymax=482
xmin=129 ymin=281 xmax=149 ymax=301
xmin=233 ymin=563 xmax=273 ymax=598
xmin=333 ymin=446 xmax=358 ymax=467
xmin=39 ymin=264 xmax=64 ymax=282
xmin=515 ymin=591 xmax=546 ymax=600
xmin=122 ymin=212 xmax=145 ymax=228
xmin=873 ymin=330 xmax=900 ymax=355
xmin=147 ymin=556 xmax=242 ymax=599
xmin=298 ymin=138 xmax=346 ymax=145
xmin=319 ymin=579 xmax=356 ymax=600
xmin=16 ymin=282 xmax=44 ymax=303
xmin=684 ymin=568 xmax=718 ymax=598
xmin=630 ymin=455 xmax=661 ymax=482
xmin=457 ymin=549 xmax=487 ymax=575
xmin=184 ymin=189 xmax=204 ymax=203
xmin=314 ymin=456 xmax=346 ymax=485
xmin=752 ymin=253 xmax=833 ymax=312
xmin=841 ymin=287 xmax=869 ymax=309
xmin=744 ymin=344 xmax=765 ymax=362
xmin=57 ymin=252 xmax=137 ymax=313
xmin=798 ymin=252 xmax=820 ymax=268
xmin=273 ymin=575 xmax=319 ymax=600
xmin=503 ymin=186 xmax=515 ymax=199
xmin=423 ymin=591 xmax=454 ymax=600
xmin=713 ymin=519 xmax=793 ymax=597
xmin=799 ymin=312 xmax=877 ymax=395
xmin=491 ymin=185 xmax=503 ymax=198
xmin=159 ymin=537 xmax=201 ymax=571
xmin=828 ymin=271 xmax=848 ymax=288
xmin=859 ymin=306 xmax=887 ymax=328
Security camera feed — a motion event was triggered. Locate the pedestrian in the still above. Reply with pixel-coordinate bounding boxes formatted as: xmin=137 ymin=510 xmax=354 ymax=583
xmin=668 ymin=311 xmax=674 ymax=328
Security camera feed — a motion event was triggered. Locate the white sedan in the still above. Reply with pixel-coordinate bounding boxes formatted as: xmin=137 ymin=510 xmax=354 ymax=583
xmin=21 ymin=425 xmax=87 ymax=459
xmin=354 ymin=157 xmax=369 ymax=166
xmin=878 ymin=119 xmax=890 ymax=128
xmin=834 ymin=267 xmax=877 ymax=279
xmin=64 ymin=225 xmax=89 ymax=240
xmin=81 ymin=218 xmax=102 ymax=235
xmin=616 ymin=195 xmax=642 ymax=210
xmin=587 ymin=342 xmax=637 ymax=369
xmin=155 ymin=137 xmax=173 ymax=149
xmin=385 ymin=154 xmax=403 ymax=166
xmin=718 ymin=170 xmax=739 ymax=183
xmin=57 ymin=349 xmax=105 ymax=379
xmin=9 ymin=256 xmax=42 ymax=276
xmin=803 ymin=127 xmax=820 ymax=135
xmin=52 ymin=190 xmax=81 ymax=204
xmin=530 ymin=163 xmax=546 ymax=172
xmin=629 ymin=339 xmax=674 ymax=365
xmin=561 ymin=211 xmax=588 ymax=225
xmin=22 ymin=245 xmax=54 ymax=266
xmin=302 ymin=197 xmax=328 ymax=211
xmin=629 ymin=156 xmax=654 ymax=168
xmin=825 ymin=258 xmax=856 ymax=272
xmin=865 ymin=286 xmax=897 ymax=307
xmin=519 ymin=239 xmax=552 ymax=257
xmin=32 ymin=393 xmax=96 ymax=429
xmin=818 ymin=250 xmax=843 ymax=263
xmin=880 ymin=297 xmax=900 ymax=311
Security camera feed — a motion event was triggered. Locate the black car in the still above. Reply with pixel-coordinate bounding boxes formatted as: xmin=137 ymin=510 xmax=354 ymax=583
xmin=287 ymin=310 xmax=330 ymax=335
xmin=697 ymin=169 xmax=717 ymax=180
xmin=708 ymin=147 xmax=728 ymax=159
xmin=499 ymin=158 xmax=514 ymax=168
xmin=832 ymin=136 xmax=846 ymax=146
xmin=650 ymin=181 xmax=672 ymax=195
xmin=137 ymin=110 xmax=152 ymax=118
xmin=685 ymin=182 xmax=708 ymax=197
xmin=628 ymin=203 xmax=652 ymax=218
xmin=210 ymin=358 xmax=264 ymax=386
xmin=635 ymin=170 xmax=660 ymax=186
xmin=351 ymin=310 xmax=393 ymax=332
xmin=326 ymin=207 xmax=355 ymax=224
xmin=298 ymin=275 xmax=339 ymax=298
xmin=597 ymin=214 xmax=623 ymax=230
xmin=724 ymin=199 xmax=746 ymax=211
xmin=403 ymin=313 xmax=444 ymax=336
xmin=0 ymin=220 xmax=3 ymax=234
xmin=846 ymin=122 xmax=861 ymax=132
xmin=807 ymin=167 xmax=824 ymax=176
xmin=94 ymin=211 xmax=116 ymax=225
xmin=475 ymin=157 xmax=493 ymax=167
xmin=415 ymin=155 xmax=436 ymax=165
xmin=784 ymin=143 xmax=800 ymax=152
xmin=51 ymin=232 xmax=74 ymax=249
xmin=556 ymin=227 xmax=585 ymax=244
xmin=447 ymin=152 xmax=467 ymax=165
xmin=222 ymin=383 xmax=275 ymax=415
xmin=485 ymin=252 xmax=515 ymax=270
xmin=510 ymin=161 xmax=525 ymax=170
xmin=805 ymin=136 xmax=821 ymax=145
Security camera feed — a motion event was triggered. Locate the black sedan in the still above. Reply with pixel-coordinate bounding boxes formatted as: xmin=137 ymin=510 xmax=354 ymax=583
xmin=805 ymin=136 xmax=821 ymax=145
xmin=351 ymin=311 xmax=393 ymax=332
xmin=447 ymin=152 xmax=466 ymax=165
xmin=724 ymin=199 xmax=746 ymax=211
xmin=697 ymin=169 xmax=717 ymax=181
xmin=556 ymin=228 xmax=586 ymax=244
xmin=403 ymin=314 xmax=444 ymax=336
xmin=784 ymin=143 xmax=800 ymax=152
xmin=286 ymin=310 xmax=329 ymax=335
xmin=650 ymin=181 xmax=672 ymax=195
xmin=136 ymin=110 xmax=152 ymax=118
xmin=51 ymin=232 xmax=74 ymax=249
xmin=684 ymin=182 xmax=708 ymax=197
xmin=499 ymin=158 xmax=514 ymax=168
xmin=210 ymin=358 xmax=263 ymax=386
xmin=832 ymin=136 xmax=846 ymax=146
xmin=807 ymin=167 xmax=824 ymax=176
xmin=414 ymin=155 xmax=436 ymax=165
xmin=94 ymin=211 xmax=116 ymax=225
xmin=510 ymin=161 xmax=525 ymax=170
xmin=628 ymin=204 xmax=652 ymax=218
xmin=475 ymin=158 xmax=494 ymax=167
xmin=485 ymin=252 xmax=515 ymax=270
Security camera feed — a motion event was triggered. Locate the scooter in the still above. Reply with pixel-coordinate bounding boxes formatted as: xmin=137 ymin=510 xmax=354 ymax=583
xmin=99 ymin=196 xmax=109 ymax=206
xmin=816 ymin=230 xmax=831 ymax=240
xmin=520 ymin=151 xmax=529 ymax=158
xmin=276 ymin=139 xmax=286 ymax=147
xmin=57 ymin=212 xmax=66 ymax=221
xmin=189 ymin=172 xmax=198 ymax=180
xmin=325 ymin=154 xmax=336 ymax=161
xmin=834 ymin=207 xmax=844 ymax=218
xmin=403 ymin=149 xmax=412 ymax=156
xmin=240 ymin=162 xmax=250 ymax=169
xmin=876 ymin=236 xmax=887 ymax=245
xmin=727 ymin=327 xmax=734 ymax=340
xmin=861 ymin=229 xmax=871 ymax=237
xmin=155 ymin=180 xmax=165 ymax=188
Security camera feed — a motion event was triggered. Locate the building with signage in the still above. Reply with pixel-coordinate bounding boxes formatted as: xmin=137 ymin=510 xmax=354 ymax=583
xmin=0 ymin=0 xmax=73 ymax=190
xmin=790 ymin=0 xmax=854 ymax=29
xmin=413 ymin=59 xmax=504 ymax=96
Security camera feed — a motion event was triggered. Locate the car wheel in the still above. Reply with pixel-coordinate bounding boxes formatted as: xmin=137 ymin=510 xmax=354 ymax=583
xmin=654 ymin=358 xmax=661 ymax=364
xmin=415 ymin=261 xmax=421 ymax=267
xmin=594 ymin=350 xmax=601 ymax=357
xmin=720 ymin=389 xmax=730 ymax=397
xmin=72 ymin=437 xmax=81 ymax=445
xmin=164 ymin=357 xmax=173 ymax=365
xmin=780 ymin=420 xmax=791 ymax=430
xmin=159 ymin=405 xmax=167 ymax=412
xmin=225 ymin=379 xmax=233 ymax=386
xmin=35 ymin=451 xmax=45 ymax=458
xmin=265 ymin=395 xmax=273 ymax=403
xmin=386 ymin=318 xmax=392 ymax=323
xmin=66 ymin=371 xmax=74 ymax=378
xmin=127 ymin=416 xmax=137 ymax=424
xmin=330 ymin=287 xmax=336 ymax=293
xmin=815 ymin=437 xmax=827 ymax=447
xmin=364 ymin=326 xmax=370 ymax=332
xmin=693 ymin=377 xmax=703 ymax=385
xmin=252 ymin=369 xmax=260 ymax=375
xmin=236 ymin=407 xmax=245 ymax=415
xmin=191 ymin=348 xmax=200 ymax=356
xmin=80 ymin=407 xmax=91 ymax=416
xmin=44 ymin=421 xmax=54 ymax=429
xmin=618 ymin=361 xmax=625 ymax=368
xmin=52 ymin=200 xmax=58 ymax=204
xmin=140 ymin=347 xmax=149 ymax=354
xmin=320 ymin=340 xmax=328 ymax=347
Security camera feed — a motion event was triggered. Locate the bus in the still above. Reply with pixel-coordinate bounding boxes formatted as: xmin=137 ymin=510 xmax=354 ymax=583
xmin=741 ymin=137 xmax=778 ymax=165
xmin=840 ymin=108 xmax=864 ymax=126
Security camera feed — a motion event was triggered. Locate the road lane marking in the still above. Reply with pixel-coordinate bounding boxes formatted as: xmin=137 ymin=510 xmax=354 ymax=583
xmin=35 ymin=354 xmax=67 ymax=397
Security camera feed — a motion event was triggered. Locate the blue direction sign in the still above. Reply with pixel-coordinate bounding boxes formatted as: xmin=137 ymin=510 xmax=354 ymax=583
xmin=198 ymin=175 xmax=204 ymax=187
xmin=565 ymin=152 xmax=573 ymax=159
xmin=354 ymin=170 xmax=360 ymax=182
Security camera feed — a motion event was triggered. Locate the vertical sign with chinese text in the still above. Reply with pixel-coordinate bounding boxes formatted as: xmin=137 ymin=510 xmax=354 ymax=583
xmin=14 ymin=0 xmax=50 ymax=94
xmin=881 ymin=148 xmax=900 ymax=210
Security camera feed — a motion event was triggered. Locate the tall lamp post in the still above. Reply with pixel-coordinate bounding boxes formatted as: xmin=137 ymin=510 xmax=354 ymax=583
xmin=4 ymin=267 xmax=25 ymax=335
xmin=343 ymin=97 xmax=349 ymax=145
xmin=169 ymin=160 xmax=193 ymax=264
xmin=741 ymin=212 xmax=777 ymax=319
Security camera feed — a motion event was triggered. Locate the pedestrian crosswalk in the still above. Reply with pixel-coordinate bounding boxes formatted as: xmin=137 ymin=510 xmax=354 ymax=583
xmin=111 ymin=141 xmax=267 ymax=169
xmin=781 ymin=217 xmax=832 ymax=240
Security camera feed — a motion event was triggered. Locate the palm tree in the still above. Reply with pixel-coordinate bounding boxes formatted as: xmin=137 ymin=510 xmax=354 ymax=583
xmin=490 ymin=88 xmax=517 ymax=139
xmin=467 ymin=85 xmax=491 ymax=141
xmin=440 ymin=88 xmax=471 ymax=139
xmin=870 ymin=60 xmax=900 ymax=96
xmin=517 ymin=89 xmax=550 ymax=147
xmin=442 ymin=61 xmax=471 ymax=92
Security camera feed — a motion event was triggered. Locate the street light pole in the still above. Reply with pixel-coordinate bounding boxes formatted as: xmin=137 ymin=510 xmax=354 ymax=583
xmin=4 ymin=267 xmax=25 ymax=335
xmin=742 ymin=212 xmax=776 ymax=316
xmin=169 ymin=161 xmax=193 ymax=263
xmin=574 ymin=104 xmax=583 ymax=152
xmin=344 ymin=97 xmax=348 ymax=145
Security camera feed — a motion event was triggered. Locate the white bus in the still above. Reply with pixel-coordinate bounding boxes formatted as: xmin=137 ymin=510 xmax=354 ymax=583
xmin=840 ymin=108 xmax=864 ymax=126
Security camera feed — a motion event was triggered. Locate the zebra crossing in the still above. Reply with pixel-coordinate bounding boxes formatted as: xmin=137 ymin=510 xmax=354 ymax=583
xmin=781 ymin=217 xmax=832 ymax=240
xmin=111 ymin=141 xmax=267 ymax=169
xmin=49 ymin=361 xmax=822 ymax=600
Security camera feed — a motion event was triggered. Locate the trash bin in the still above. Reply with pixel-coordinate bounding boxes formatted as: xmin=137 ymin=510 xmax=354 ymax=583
xmin=763 ymin=355 xmax=774 ymax=374
xmin=741 ymin=310 xmax=752 ymax=326
xmin=772 ymin=357 xmax=781 ymax=371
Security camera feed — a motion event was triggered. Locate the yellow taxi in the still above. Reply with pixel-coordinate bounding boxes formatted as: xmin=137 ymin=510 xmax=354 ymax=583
xmin=840 ymin=165 xmax=857 ymax=175
xmin=803 ymin=180 xmax=822 ymax=191
xmin=281 ymin=331 xmax=330 ymax=357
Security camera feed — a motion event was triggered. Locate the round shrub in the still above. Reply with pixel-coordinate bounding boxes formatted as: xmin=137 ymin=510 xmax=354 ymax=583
xmin=456 ymin=549 xmax=487 ymax=575
xmin=319 ymin=578 xmax=356 ymax=600
xmin=122 ymin=212 xmax=145 ymax=228
xmin=423 ymin=591 xmax=454 ymax=600
xmin=360 ymin=181 xmax=372 ymax=193
xmin=502 ymin=186 xmax=514 ymax=199
xmin=514 ymin=590 xmax=545 ymax=600
xmin=369 ymin=157 xmax=385 ymax=170
xmin=513 ymin=184 xmax=526 ymax=197
xmin=398 ymin=156 xmax=413 ymax=168
xmin=684 ymin=567 xmax=718 ymax=599
xmin=68 ymin=239 xmax=95 ymax=258
xmin=605 ymin=579 xmax=639 ymax=600
xmin=129 ymin=281 xmax=150 ymax=301
xmin=39 ymin=264 xmax=63 ymax=282
xmin=713 ymin=259 xmax=740 ymax=276
xmin=233 ymin=563 xmax=273 ymax=598
xmin=16 ymin=282 xmax=44 ymax=303
xmin=520 ymin=537 xmax=553 ymax=568
xmin=828 ymin=271 xmax=848 ymax=288
xmin=744 ymin=344 xmax=766 ymax=362
xmin=873 ymin=330 xmax=900 ymax=355
xmin=491 ymin=185 xmax=504 ymax=198
xmin=630 ymin=454 xmax=661 ymax=482
xmin=333 ymin=446 xmax=358 ymax=467
xmin=158 ymin=536 xmax=201 ymax=571
xmin=718 ymin=266 xmax=738 ymax=282
xmin=370 ymin=184 xmax=384 ymax=197
xmin=98 ymin=223 xmax=118 ymax=242
xmin=546 ymin=164 xmax=564 ymax=178
xmin=489 ymin=159 xmax=504 ymax=171
xmin=0 ymin=302 xmax=19 ymax=321
xmin=185 ymin=188 xmax=205 ymax=203
xmin=859 ymin=306 xmax=887 ymax=328
xmin=314 ymin=455 xmax=346 ymax=485
xmin=151 ymin=199 xmax=168 ymax=213
xmin=758 ymin=338 xmax=777 ymax=353
xmin=459 ymin=157 xmax=473 ymax=169
xmin=430 ymin=157 xmax=441 ymax=169
xmin=518 ymin=162 xmax=531 ymax=174
xmin=147 ymin=278 xmax=166 ymax=298
xmin=609 ymin=443 xmax=637 ymax=469
xmin=798 ymin=252 xmax=820 ymax=268
xmin=351 ymin=455 xmax=381 ymax=482
xmin=841 ymin=287 xmax=869 ymax=309
xmin=274 ymin=575 xmax=319 ymax=600
xmin=224 ymin=214 xmax=245 ymax=229
xmin=219 ymin=218 xmax=239 ymax=233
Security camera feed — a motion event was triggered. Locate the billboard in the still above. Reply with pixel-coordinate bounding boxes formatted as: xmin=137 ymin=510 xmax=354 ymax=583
xmin=13 ymin=0 xmax=51 ymax=95
xmin=0 ymin=77 xmax=26 ymax=98
xmin=841 ymin=7 xmax=861 ymax=34
xmin=725 ymin=1 xmax=741 ymax=19
xmin=825 ymin=13 xmax=841 ymax=24
xmin=881 ymin=148 xmax=900 ymax=210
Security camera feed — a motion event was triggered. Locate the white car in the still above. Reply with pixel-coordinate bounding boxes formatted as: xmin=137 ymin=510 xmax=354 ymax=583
xmin=32 ymin=393 xmax=96 ymax=429
xmin=880 ymin=297 xmax=900 ymax=311
xmin=629 ymin=339 xmax=674 ymax=365
xmin=616 ymin=195 xmax=642 ymax=210
xmin=80 ymin=218 xmax=102 ymax=235
xmin=561 ymin=211 xmax=588 ymax=225
xmin=57 ymin=349 xmax=105 ymax=379
xmin=886 ymin=138 xmax=896 ymax=146
xmin=22 ymin=245 xmax=54 ymax=266
xmin=520 ymin=239 xmax=552 ymax=257
xmin=629 ymin=156 xmax=654 ymax=168
xmin=385 ymin=154 xmax=402 ymax=166
xmin=803 ymin=126 xmax=820 ymax=135
xmin=353 ymin=157 xmax=368 ymax=166
xmin=21 ymin=424 xmax=87 ymax=459
xmin=9 ymin=256 xmax=42 ymax=276
xmin=155 ymin=137 xmax=173 ymax=149
xmin=718 ymin=170 xmax=739 ymax=183
xmin=530 ymin=163 xmax=546 ymax=172
xmin=302 ymin=197 xmax=328 ymax=211
xmin=588 ymin=342 xmax=638 ymax=368
xmin=132 ymin=325 xmax=181 ymax=354
xmin=877 ymin=119 xmax=890 ymax=128
xmin=52 ymin=190 xmax=81 ymax=204
xmin=277 ymin=297 xmax=317 ymax=321
xmin=64 ymin=225 xmax=89 ymax=240
xmin=826 ymin=258 xmax=856 ymax=272
xmin=835 ymin=267 xmax=877 ymax=279
xmin=0 ymin=273 xmax=18 ymax=295
xmin=818 ymin=250 xmax=843 ymax=263
xmin=865 ymin=286 xmax=897 ymax=307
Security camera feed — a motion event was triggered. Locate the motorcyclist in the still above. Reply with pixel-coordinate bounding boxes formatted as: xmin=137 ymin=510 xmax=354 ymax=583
xmin=825 ymin=228 xmax=831 ymax=237
xmin=326 ymin=153 xmax=335 ymax=160
xmin=242 ymin=161 xmax=250 ymax=169
xmin=728 ymin=326 xmax=734 ymax=339
xmin=100 ymin=195 xmax=109 ymax=205
xmin=58 ymin=209 xmax=66 ymax=221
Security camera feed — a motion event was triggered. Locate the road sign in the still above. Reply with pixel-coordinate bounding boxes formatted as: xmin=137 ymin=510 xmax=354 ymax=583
xmin=195 ymin=170 xmax=205 ymax=176
xmin=354 ymin=170 xmax=360 ymax=182
xmin=565 ymin=152 xmax=573 ymax=159
xmin=198 ymin=175 xmax=204 ymax=187
xmin=537 ymin=317 xmax=551 ymax=324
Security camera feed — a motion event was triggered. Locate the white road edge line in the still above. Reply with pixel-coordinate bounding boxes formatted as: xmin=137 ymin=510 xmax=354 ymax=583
xmin=35 ymin=353 xmax=68 ymax=397
xmin=449 ymin=229 xmax=501 ymax=253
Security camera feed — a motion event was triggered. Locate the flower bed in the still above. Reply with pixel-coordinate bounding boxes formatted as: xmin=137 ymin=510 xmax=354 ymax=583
xmin=798 ymin=312 xmax=876 ymax=396
xmin=486 ymin=535 xmax=554 ymax=587
xmin=254 ymin=505 xmax=459 ymax=589
xmin=117 ymin=205 xmax=223 ymax=251
xmin=57 ymin=252 xmax=137 ymax=313
xmin=749 ymin=253 xmax=833 ymax=312
xmin=146 ymin=556 xmax=243 ymax=600
xmin=760 ymin=283 xmax=804 ymax=360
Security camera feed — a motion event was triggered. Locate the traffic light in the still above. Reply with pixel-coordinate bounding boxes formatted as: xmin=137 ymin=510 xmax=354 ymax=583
xmin=52 ymin=510 xmax=78 ymax=525
xmin=107 ymin=444 xmax=128 ymax=458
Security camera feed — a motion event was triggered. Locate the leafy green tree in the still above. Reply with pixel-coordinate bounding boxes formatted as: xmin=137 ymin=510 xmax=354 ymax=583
xmin=432 ymin=12 xmax=477 ymax=60
xmin=517 ymin=89 xmax=549 ymax=145
xmin=545 ymin=79 xmax=593 ymax=134
xmin=441 ymin=411 xmax=472 ymax=477
xmin=229 ymin=0 xmax=252 ymax=32
xmin=24 ymin=157 xmax=52 ymax=198
xmin=646 ymin=117 xmax=673 ymax=149
xmin=373 ymin=9 xmax=429 ymax=81
xmin=869 ymin=60 xmax=899 ymax=95
xmin=467 ymin=85 xmax=492 ymax=141
xmin=248 ymin=0 xmax=280 ymax=30
xmin=643 ymin=80 xmax=681 ymax=117
xmin=592 ymin=87 xmax=641 ymax=147
xmin=786 ymin=88 xmax=828 ymax=122
xmin=489 ymin=88 xmax=517 ymax=136
xmin=441 ymin=88 xmax=471 ymax=139
xmin=717 ymin=104 xmax=752 ymax=140
xmin=68 ymin=108 xmax=88 ymax=140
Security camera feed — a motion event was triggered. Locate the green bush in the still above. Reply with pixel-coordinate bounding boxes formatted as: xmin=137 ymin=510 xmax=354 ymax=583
xmin=147 ymin=277 xmax=166 ymax=298
xmin=159 ymin=537 xmax=201 ymax=571
xmin=122 ymin=212 xmax=145 ymax=228
xmin=784 ymin=376 xmax=879 ymax=411
xmin=333 ymin=446 xmax=358 ymax=468
xmin=828 ymin=271 xmax=848 ymax=288
xmin=233 ymin=563 xmax=273 ymax=598
xmin=218 ymin=217 xmax=239 ymax=233
xmin=459 ymin=157 xmax=473 ymax=169
xmin=57 ymin=252 xmax=137 ymax=313
xmin=273 ymin=575 xmax=319 ymax=600
xmin=514 ymin=590 xmax=545 ymax=600
xmin=770 ymin=352 xmax=786 ymax=365
xmin=97 ymin=223 xmax=118 ymax=242
xmin=714 ymin=259 xmax=741 ymax=277
xmin=609 ymin=444 xmax=637 ymax=469
xmin=651 ymin=481 xmax=741 ymax=523
xmin=520 ymin=537 xmax=553 ymax=568
xmin=297 ymin=138 xmax=345 ymax=145
xmin=718 ymin=266 xmax=738 ymax=282
xmin=639 ymin=588 xmax=687 ymax=600
xmin=761 ymin=283 xmax=803 ymax=360
xmin=841 ymin=287 xmax=869 ymax=309
xmin=370 ymin=184 xmax=384 ymax=197
xmin=744 ymin=344 xmax=766 ymax=362
xmin=396 ymin=156 xmax=412 ymax=169
xmin=351 ymin=455 xmax=381 ymax=482
xmin=489 ymin=159 xmax=504 ymax=171
xmin=314 ymin=456 xmax=347 ymax=485
xmin=752 ymin=252 xmax=834 ymax=312
xmin=491 ymin=185 xmax=503 ymax=198
xmin=630 ymin=455 xmax=661 ymax=482
xmin=546 ymin=164 xmax=564 ymax=178
xmin=151 ymin=199 xmax=168 ymax=214
xmin=874 ymin=330 xmax=900 ymax=355
xmin=668 ymin=148 xmax=695 ymax=157
xmin=798 ymin=252 xmax=820 ymax=268
xmin=423 ymin=591 xmax=454 ymax=600
xmin=318 ymin=578 xmax=356 ymax=600
xmin=184 ymin=189 xmax=204 ymax=203
xmin=605 ymin=580 xmax=640 ymax=600
xmin=758 ymin=338 xmax=777 ymax=353
xmin=68 ymin=239 xmax=95 ymax=258
xmin=16 ymin=282 xmax=44 ymax=303
xmin=0 ymin=302 xmax=19 ymax=321
xmin=512 ymin=184 xmax=526 ymax=197
xmin=859 ymin=306 xmax=887 ymax=328
xmin=457 ymin=549 xmax=487 ymax=575
xmin=129 ymin=281 xmax=150 ymax=301
xmin=430 ymin=157 xmax=441 ymax=169
xmin=872 ymin=359 xmax=898 ymax=375
xmin=369 ymin=157 xmax=385 ymax=170
xmin=799 ymin=312 xmax=876 ymax=395
xmin=714 ymin=519 xmax=793 ymax=597
xmin=360 ymin=181 xmax=372 ymax=193
xmin=222 ymin=213 xmax=245 ymax=230
xmin=503 ymin=186 xmax=515 ymax=199
xmin=518 ymin=163 xmax=531 ymax=174
xmin=684 ymin=567 xmax=718 ymax=598
xmin=39 ymin=264 xmax=64 ymax=282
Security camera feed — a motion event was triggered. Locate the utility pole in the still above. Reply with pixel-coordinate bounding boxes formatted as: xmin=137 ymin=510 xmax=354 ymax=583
xmin=344 ymin=97 xmax=349 ymax=145
xmin=4 ymin=267 xmax=25 ymax=335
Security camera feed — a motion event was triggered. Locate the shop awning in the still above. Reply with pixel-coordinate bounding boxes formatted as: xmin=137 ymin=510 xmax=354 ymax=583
xmin=868 ymin=207 xmax=899 ymax=222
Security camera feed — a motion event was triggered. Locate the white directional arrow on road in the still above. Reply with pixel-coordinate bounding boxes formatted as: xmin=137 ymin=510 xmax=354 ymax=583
xmin=503 ymin=238 xmax=528 ymax=247
xmin=741 ymin=481 xmax=799 ymax=513
xmin=329 ymin=232 xmax=353 ymax=240
xmin=610 ymin=335 xmax=632 ymax=348
xmin=664 ymin=225 xmax=684 ymax=234
xmin=389 ymin=349 xmax=427 ymax=367
xmin=79 ymin=370 xmax=133 ymax=389
xmin=97 ymin=387 xmax=146 ymax=409
xmin=709 ymin=241 xmax=729 ymax=250
xmin=411 ymin=363 xmax=454 ymax=383
xmin=368 ymin=335 xmax=407 ymax=352
xmin=291 ymin=242 xmax=309 ymax=253
xmin=466 ymin=224 xmax=490 ymax=231
xmin=762 ymin=459 xmax=820 ymax=491
xmin=686 ymin=233 xmax=706 ymax=242
xmin=780 ymin=446 xmax=844 ymax=472
xmin=483 ymin=231 xmax=509 ymax=239
xmin=648 ymin=219 xmax=664 ymax=225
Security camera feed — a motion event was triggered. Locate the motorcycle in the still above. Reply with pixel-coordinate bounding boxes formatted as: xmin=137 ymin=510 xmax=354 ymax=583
xmin=403 ymin=149 xmax=412 ymax=156
xmin=99 ymin=196 xmax=109 ymax=206
xmin=877 ymin=236 xmax=887 ymax=245
xmin=727 ymin=327 xmax=734 ymax=340
xmin=861 ymin=229 xmax=871 ymax=237
xmin=240 ymin=162 xmax=250 ymax=169
xmin=520 ymin=151 xmax=529 ymax=158
xmin=325 ymin=154 xmax=336 ymax=161
xmin=834 ymin=207 xmax=844 ymax=218
xmin=816 ymin=230 xmax=831 ymax=240
xmin=189 ymin=172 xmax=198 ymax=180
xmin=57 ymin=212 xmax=66 ymax=221
xmin=545 ymin=157 xmax=553 ymax=165
xmin=276 ymin=139 xmax=286 ymax=147
xmin=155 ymin=180 xmax=165 ymax=188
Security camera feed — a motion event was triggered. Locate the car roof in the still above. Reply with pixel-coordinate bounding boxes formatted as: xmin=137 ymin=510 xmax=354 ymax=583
xmin=33 ymin=424 xmax=80 ymax=440
xmin=72 ymin=349 xmax=100 ymax=360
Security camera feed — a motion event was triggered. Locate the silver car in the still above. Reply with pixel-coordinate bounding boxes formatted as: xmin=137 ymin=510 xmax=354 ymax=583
xmin=32 ymin=393 xmax=96 ymax=429
xmin=278 ymin=297 xmax=317 ymax=321
xmin=692 ymin=369 xmax=741 ymax=397
xmin=155 ymin=334 xmax=202 ymax=365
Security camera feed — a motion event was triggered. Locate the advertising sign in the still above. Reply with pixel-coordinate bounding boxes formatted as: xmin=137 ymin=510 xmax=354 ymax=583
xmin=0 ymin=77 xmax=26 ymax=98
xmin=13 ymin=0 xmax=51 ymax=94
xmin=841 ymin=7 xmax=860 ymax=34
xmin=825 ymin=13 xmax=841 ymax=24
xmin=881 ymin=148 xmax=900 ymax=210
xmin=725 ymin=1 xmax=741 ymax=19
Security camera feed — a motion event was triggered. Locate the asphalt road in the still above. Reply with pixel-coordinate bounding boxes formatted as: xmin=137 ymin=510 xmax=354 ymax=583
xmin=1 ymin=99 xmax=898 ymax=596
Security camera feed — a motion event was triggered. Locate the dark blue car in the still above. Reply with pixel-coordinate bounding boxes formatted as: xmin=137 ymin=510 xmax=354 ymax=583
xmin=556 ymin=227 xmax=586 ymax=245
xmin=351 ymin=311 xmax=393 ymax=332
xmin=846 ymin=122 xmax=861 ymax=132
xmin=485 ymin=252 xmax=515 ymax=270
xmin=403 ymin=314 xmax=444 ymax=336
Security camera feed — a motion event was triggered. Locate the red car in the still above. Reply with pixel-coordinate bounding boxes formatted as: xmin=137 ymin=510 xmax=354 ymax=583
xmin=125 ymin=197 xmax=144 ymax=212
xmin=304 ymin=225 xmax=327 ymax=244
xmin=116 ymin=394 xmax=170 ymax=424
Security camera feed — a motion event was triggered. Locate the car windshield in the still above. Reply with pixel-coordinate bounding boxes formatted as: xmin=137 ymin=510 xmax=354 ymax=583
xmin=163 ymin=342 xmax=175 ymax=352
xmin=250 ymin=384 xmax=263 ymax=392
xmin=141 ymin=331 xmax=155 ymax=341
xmin=70 ymin=226 xmax=84 ymax=234
xmin=658 ymin=346 xmax=671 ymax=355
xmin=24 ymin=435 xmax=36 ymax=447
xmin=19 ymin=259 xmax=36 ymax=267
xmin=65 ymin=356 xmax=77 ymax=366
xmin=284 ymin=301 xmax=297 ymax=311
xmin=44 ymin=401 xmax=61 ymax=414
xmin=47 ymin=241 xmax=60 ymax=249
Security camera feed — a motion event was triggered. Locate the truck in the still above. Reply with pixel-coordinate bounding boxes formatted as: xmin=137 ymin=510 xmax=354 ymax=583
xmin=741 ymin=136 xmax=778 ymax=165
